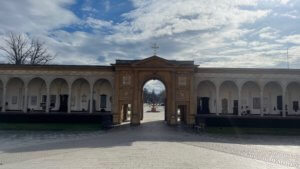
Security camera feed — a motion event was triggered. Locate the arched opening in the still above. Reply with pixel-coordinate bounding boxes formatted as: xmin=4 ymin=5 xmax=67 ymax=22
xmin=197 ymin=80 xmax=217 ymax=114
xmin=263 ymin=81 xmax=282 ymax=115
xmin=142 ymin=79 xmax=166 ymax=122
xmin=241 ymin=81 xmax=261 ymax=115
xmin=219 ymin=81 xmax=238 ymax=114
xmin=93 ymin=79 xmax=113 ymax=113
xmin=6 ymin=78 xmax=25 ymax=112
xmin=71 ymin=78 xmax=90 ymax=113
xmin=49 ymin=78 xmax=69 ymax=113
xmin=27 ymin=77 xmax=47 ymax=112
xmin=286 ymin=82 xmax=300 ymax=115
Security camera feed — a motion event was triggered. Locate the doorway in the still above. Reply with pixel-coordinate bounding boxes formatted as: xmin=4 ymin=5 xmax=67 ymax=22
xmin=197 ymin=97 xmax=210 ymax=114
xmin=233 ymin=100 xmax=238 ymax=115
xmin=277 ymin=95 xmax=283 ymax=115
xmin=222 ymin=98 xmax=228 ymax=114
xmin=100 ymin=94 xmax=107 ymax=112
xmin=59 ymin=94 xmax=68 ymax=112
xmin=142 ymin=79 xmax=166 ymax=122
xmin=200 ymin=97 xmax=210 ymax=114
xmin=177 ymin=105 xmax=187 ymax=124
xmin=121 ymin=104 xmax=131 ymax=122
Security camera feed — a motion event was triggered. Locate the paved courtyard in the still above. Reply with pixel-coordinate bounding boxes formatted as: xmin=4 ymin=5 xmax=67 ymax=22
xmin=1 ymin=106 xmax=300 ymax=169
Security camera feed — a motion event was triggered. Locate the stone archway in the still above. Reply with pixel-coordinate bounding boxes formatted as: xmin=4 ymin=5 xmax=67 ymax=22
xmin=263 ymin=81 xmax=283 ymax=115
xmin=241 ymin=81 xmax=261 ymax=115
xmin=113 ymin=56 xmax=196 ymax=125
xmin=49 ymin=78 xmax=69 ymax=112
xmin=6 ymin=77 xmax=25 ymax=111
xmin=141 ymin=79 xmax=166 ymax=121
xmin=286 ymin=82 xmax=300 ymax=115
xmin=71 ymin=78 xmax=90 ymax=113
xmin=219 ymin=81 xmax=238 ymax=114
xmin=27 ymin=77 xmax=47 ymax=112
xmin=138 ymin=73 xmax=171 ymax=124
xmin=197 ymin=80 xmax=217 ymax=114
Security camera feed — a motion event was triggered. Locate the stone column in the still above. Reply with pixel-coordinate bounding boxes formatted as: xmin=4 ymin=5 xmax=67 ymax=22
xmin=188 ymin=74 xmax=196 ymax=125
xmin=216 ymin=85 xmax=220 ymax=115
xmin=68 ymin=86 xmax=72 ymax=113
xmin=282 ymin=87 xmax=286 ymax=117
xmin=113 ymin=72 xmax=121 ymax=124
xmin=110 ymin=79 xmax=115 ymax=115
xmin=123 ymin=104 xmax=128 ymax=122
xmin=23 ymin=86 xmax=28 ymax=113
xmin=131 ymin=70 xmax=140 ymax=125
xmin=2 ymin=84 xmax=6 ymax=112
xmin=46 ymin=85 xmax=50 ymax=113
xmin=238 ymin=86 xmax=241 ymax=116
xmin=260 ymin=89 xmax=264 ymax=116
xmin=89 ymin=84 xmax=93 ymax=113
xmin=169 ymin=72 xmax=177 ymax=125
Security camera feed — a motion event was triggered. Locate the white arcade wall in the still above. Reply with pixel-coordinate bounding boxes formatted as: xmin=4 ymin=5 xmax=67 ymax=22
xmin=196 ymin=79 xmax=300 ymax=116
xmin=219 ymin=81 xmax=238 ymax=114
xmin=71 ymin=78 xmax=90 ymax=112
xmin=197 ymin=81 xmax=217 ymax=114
xmin=2 ymin=74 xmax=300 ymax=117
xmin=2 ymin=77 xmax=113 ymax=113
xmin=263 ymin=82 xmax=282 ymax=115
xmin=28 ymin=78 xmax=47 ymax=111
xmin=241 ymin=81 xmax=261 ymax=115
xmin=93 ymin=79 xmax=112 ymax=112
xmin=286 ymin=82 xmax=300 ymax=115
xmin=6 ymin=78 xmax=24 ymax=111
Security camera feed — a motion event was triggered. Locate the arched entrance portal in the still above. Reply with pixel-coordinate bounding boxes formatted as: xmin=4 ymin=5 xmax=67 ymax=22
xmin=114 ymin=56 xmax=196 ymax=125
xmin=134 ymin=72 xmax=176 ymax=125
xmin=142 ymin=79 xmax=166 ymax=122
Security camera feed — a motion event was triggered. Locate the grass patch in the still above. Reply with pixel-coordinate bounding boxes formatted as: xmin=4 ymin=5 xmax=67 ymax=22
xmin=204 ymin=127 xmax=300 ymax=136
xmin=0 ymin=123 xmax=103 ymax=131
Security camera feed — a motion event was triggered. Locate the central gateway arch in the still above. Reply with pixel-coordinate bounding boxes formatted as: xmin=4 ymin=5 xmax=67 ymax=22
xmin=112 ymin=56 xmax=197 ymax=125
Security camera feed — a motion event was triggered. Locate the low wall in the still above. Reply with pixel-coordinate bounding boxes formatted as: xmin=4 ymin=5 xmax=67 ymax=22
xmin=196 ymin=115 xmax=300 ymax=128
xmin=0 ymin=113 xmax=113 ymax=127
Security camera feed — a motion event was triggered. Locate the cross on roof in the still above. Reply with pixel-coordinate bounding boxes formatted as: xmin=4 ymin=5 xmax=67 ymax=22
xmin=151 ymin=43 xmax=159 ymax=56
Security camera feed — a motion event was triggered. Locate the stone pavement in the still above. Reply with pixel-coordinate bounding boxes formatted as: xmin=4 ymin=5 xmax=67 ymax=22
xmin=0 ymin=107 xmax=300 ymax=169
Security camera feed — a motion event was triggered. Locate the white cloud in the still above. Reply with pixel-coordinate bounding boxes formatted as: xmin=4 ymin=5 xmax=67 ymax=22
xmin=0 ymin=0 xmax=299 ymax=68
xmin=256 ymin=27 xmax=279 ymax=40
xmin=280 ymin=10 xmax=299 ymax=19
xmin=86 ymin=17 xmax=113 ymax=29
xmin=0 ymin=0 xmax=78 ymax=34
xmin=109 ymin=0 xmax=269 ymax=42
xmin=278 ymin=0 xmax=290 ymax=4
xmin=82 ymin=6 xmax=97 ymax=13
xmin=104 ymin=0 xmax=111 ymax=12
xmin=277 ymin=34 xmax=300 ymax=45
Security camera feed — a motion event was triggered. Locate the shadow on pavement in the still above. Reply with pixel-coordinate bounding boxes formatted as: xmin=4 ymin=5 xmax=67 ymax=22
xmin=3 ymin=118 xmax=300 ymax=154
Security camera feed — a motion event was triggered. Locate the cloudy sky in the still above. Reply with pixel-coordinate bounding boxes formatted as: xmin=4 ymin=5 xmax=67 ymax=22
xmin=0 ymin=0 xmax=300 ymax=68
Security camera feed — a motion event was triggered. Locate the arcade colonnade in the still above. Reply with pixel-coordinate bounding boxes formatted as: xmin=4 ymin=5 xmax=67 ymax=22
xmin=197 ymin=79 xmax=300 ymax=116
xmin=1 ymin=56 xmax=300 ymax=126
xmin=0 ymin=76 xmax=113 ymax=113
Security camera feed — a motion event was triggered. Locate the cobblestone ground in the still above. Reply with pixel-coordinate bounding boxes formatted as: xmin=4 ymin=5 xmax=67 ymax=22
xmin=0 ymin=106 xmax=300 ymax=169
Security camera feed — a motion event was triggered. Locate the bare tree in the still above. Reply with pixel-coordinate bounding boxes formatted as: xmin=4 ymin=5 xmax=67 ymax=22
xmin=0 ymin=32 xmax=55 ymax=65
xmin=29 ymin=39 xmax=55 ymax=65
xmin=0 ymin=33 xmax=31 ymax=64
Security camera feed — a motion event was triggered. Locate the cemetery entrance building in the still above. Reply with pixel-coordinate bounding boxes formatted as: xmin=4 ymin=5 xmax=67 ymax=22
xmin=113 ymin=56 xmax=196 ymax=125
xmin=1 ymin=55 xmax=300 ymax=127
